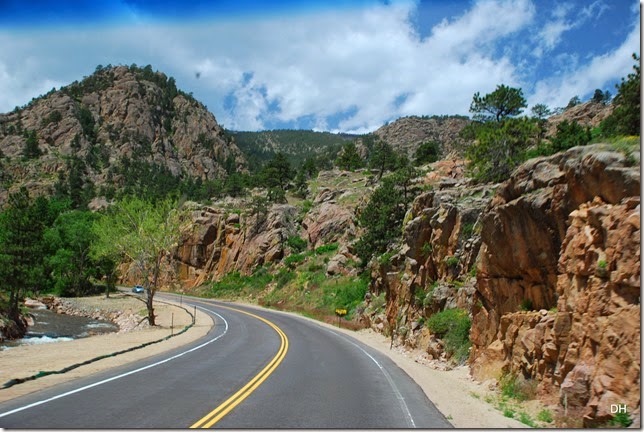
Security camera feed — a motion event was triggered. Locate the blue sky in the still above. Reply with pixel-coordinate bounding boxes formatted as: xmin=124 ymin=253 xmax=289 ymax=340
xmin=0 ymin=0 xmax=640 ymax=133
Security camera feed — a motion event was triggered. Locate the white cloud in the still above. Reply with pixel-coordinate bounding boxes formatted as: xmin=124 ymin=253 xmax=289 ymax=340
xmin=533 ymin=0 xmax=609 ymax=58
xmin=529 ymin=20 xmax=640 ymax=109
xmin=0 ymin=0 xmax=631 ymax=134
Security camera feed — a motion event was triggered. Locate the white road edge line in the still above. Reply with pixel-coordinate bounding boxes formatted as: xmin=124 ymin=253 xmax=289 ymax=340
xmin=0 ymin=306 xmax=227 ymax=419
xmin=323 ymin=328 xmax=417 ymax=428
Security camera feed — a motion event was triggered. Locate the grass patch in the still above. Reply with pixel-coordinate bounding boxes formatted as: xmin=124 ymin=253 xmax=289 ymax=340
xmin=536 ymin=409 xmax=553 ymax=423
xmin=461 ymin=222 xmax=475 ymax=237
xmin=284 ymin=253 xmax=307 ymax=268
xmin=426 ymin=308 xmax=471 ymax=363
xmin=210 ymin=267 xmax=273 ymax=296
xmin=446 ymin=255 xmax=459 ymax=267
xmin=499 ymin=374 xmax=536 ymax=401
xmin=518 ymin=411 xmax=536 ymax=427
xmin=503 ymin=407 xmax=515 ymax=418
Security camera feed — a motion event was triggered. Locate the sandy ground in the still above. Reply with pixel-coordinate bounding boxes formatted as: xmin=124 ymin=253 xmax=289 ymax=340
xmin=0 ymin=297 xmax=526 ymax=428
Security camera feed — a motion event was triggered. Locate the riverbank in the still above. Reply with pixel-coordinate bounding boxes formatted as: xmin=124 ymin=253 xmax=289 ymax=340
xmin=0 ymin=294 xmax=214 ymax=403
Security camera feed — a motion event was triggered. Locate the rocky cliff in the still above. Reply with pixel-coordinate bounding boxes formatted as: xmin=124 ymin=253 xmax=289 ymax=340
xmin=0 ymin=65 xmax=246 ymax=205
xmin=359 ymin=143 xmax=640 ymax=425
xmin=470 ymin=144 xmax=639 ymax=425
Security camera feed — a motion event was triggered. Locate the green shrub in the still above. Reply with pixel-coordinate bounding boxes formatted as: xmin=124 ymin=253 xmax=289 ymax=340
xmin=518 ymin=412 xmax=537 ymax=427
xmin=274 ymin=268 xmax=295 ymax=289
xmin=519 ymin=298 xmax=533 ymax=311
xmin=499 ymin=374 xmax=535 ymax=401
xmin=284 ymin=253 xmax=306 ymax=268
xmin=211 ymin=267 xmax=273 ymax=294
xmin=536 ymin=409 xmax=553 ymax=423
xmin=550 ymin=120 xmax=591 ymax=152
xmin=461 ymin=222 xmax=475 ymax=237
xmin=426 ymin=308 xmax=471 ymax=363
xmin=287 ymin=235 xmax=307 ymax=252
xmin=608 ymin=411 xmax=633 ymax=428
xmin=421 ymin=242 xmax=432 ymax=258
xmin=315 ymin=243 xmax=339 ymax=255
xmin=378 ymin=251 xmax=395 ymax=265
xmin=446 ymin=255 xmax=459 ymax=267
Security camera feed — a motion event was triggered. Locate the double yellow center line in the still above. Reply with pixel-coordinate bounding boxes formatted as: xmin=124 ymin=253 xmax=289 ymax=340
xmin=190 ymin=305 xmax=289 ymax=428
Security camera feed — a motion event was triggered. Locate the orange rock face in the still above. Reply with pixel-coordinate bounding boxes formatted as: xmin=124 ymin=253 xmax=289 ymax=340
xmin=471 ymin=145 xmax=640 ymax=425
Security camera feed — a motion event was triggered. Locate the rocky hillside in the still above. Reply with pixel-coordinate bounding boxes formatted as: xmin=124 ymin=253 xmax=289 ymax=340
xmin=230 ymin=129 xmax=357 ymax=170
xmin=359 ymin=143 xmax=640 ymax=426
xmin=0 ymin=65 xmax=246 ymax=206
xmin=546 ymin=101 xmax=614 ymax=136
xmin=372 ymin=115 xmax=471 ymax=157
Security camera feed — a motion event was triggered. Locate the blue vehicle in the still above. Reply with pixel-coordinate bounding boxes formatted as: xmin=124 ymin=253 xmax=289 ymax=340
xmin=132 ymin=285 xmax=144 ymax=293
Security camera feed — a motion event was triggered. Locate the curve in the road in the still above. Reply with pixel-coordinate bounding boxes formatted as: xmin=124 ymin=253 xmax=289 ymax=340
xmin=0 ymin=306 xmax=228 ymax=421
xmin=190 ymin=303 xmax=288 ymax=428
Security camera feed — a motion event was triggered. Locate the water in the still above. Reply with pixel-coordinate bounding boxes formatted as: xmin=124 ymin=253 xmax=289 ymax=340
xmin=1 ymin=308 xmax=119 ymax=351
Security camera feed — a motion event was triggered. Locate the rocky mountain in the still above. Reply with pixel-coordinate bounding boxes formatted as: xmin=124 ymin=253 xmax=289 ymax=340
xmin=371 ymin=115 xmax=471 ymax=158
xmin=0 ymin=65 xmax=246 ymax=206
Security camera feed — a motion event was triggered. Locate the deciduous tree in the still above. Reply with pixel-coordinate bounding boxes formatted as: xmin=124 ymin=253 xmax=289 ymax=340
xmin=91 ymin=198 xmax=186 ymax=325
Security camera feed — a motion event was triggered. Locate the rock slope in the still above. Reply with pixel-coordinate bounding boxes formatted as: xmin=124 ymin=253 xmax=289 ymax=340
xmin=372 ymin=115 xmax=471 ymax=158
xmin=0 ymin=65 xmax=246 ymax=205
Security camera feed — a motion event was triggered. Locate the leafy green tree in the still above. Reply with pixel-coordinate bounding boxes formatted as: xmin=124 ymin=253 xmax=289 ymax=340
xmin=469 ymin=84 xmax=527 ymax=122
xmin=355 ymin=167 xmax=418 ymax=266
xmin=22 ymin=130 xmax=41 ymax=160
xmin=302 ymin=157 xmax=319 ymax=178
xmin=550 ymin=120 xmax=591 ymax=152
xmin=530 ymin=103 xmax=552 ymax=120
xmin=335 ymin=142 xmax=364 ymax=171
xmin=77 ymin=106 xmax=96 ymax=143
xmin=601 ymin=53 xmax=641 ymax=136
xmin=293 ymin=168 xmax=308 ymax=198
xmin=530 ymin=103 xmax=552 ymax=142
xmin=466 ymin=117 xmax=536 ymax=182
xmin=44 ymin=211 xmax=99 ymax=297
xmin=267 ymin=187 xmax=287 ymax=203
xmin=223 ymin=172 xmax=247 ymax=197
xmin=261 ymin=152 xmax=293 ymax=190
xmin=591 ymin=89 xmax=611 ymax=105
xmin=413 ymin=141 xmax=441 ymax=165
xmin=0 ymin=189 xmax=50 ymax=320
xmin=91 ymin=198 xmax=186 ymax=325
xmin=566 ymin=96 xmax=581 ymax=109
xmin=369 ymin=140 xmax=397 ymax=180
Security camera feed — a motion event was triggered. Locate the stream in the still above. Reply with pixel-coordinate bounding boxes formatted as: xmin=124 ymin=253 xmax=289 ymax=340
xmin=1 ymin=308 xmax=119 ymax=351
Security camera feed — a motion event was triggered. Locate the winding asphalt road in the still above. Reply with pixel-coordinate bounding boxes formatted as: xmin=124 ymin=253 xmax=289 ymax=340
xmin=0 ymin=295 xmax=451 ymax=428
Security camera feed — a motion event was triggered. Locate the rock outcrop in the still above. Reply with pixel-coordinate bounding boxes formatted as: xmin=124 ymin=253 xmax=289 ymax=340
xmin=372 ymin=115 xmax=471 ymax=158
xmin=470 ymin=144 xmax=640 ymax=425
xmin=175 ymin=200 xmax=299 ymax=287
xmin=546 ymin=101 xmax=613 ymax=137
xmin=361 ymin=169 xmax=495 ymax=355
